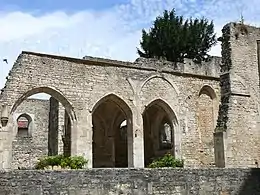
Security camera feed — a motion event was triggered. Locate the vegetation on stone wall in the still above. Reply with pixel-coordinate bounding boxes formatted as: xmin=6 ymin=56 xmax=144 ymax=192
xmin=137 ymin=9 xmax=217 ymax=63
xmin=35 ymin=155 xmax=88 ymax=170
xmin=148 ymin=153 xmax=184 ymax=168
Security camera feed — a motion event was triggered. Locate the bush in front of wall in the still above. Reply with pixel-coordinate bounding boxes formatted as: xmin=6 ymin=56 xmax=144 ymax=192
xmin=35 ymin=155 xmax=88 ymax=170
xmin=148 ymin=153 xmax=184 ymax=168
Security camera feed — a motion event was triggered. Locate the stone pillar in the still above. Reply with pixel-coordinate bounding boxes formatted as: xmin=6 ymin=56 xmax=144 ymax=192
xmin=213 ymin=131 xmax=225 ymax=167
xmin=63 ymin=111 xmax=71 ymax=156
xmin=128 ymin=110 xmax=144 ymax=168
xmin=48 ymin=97 xmax=59 ymax=156
xmin=0 ymin=115 xmax=14 ymax=170
xmin=70 ymin=109 xmax=92 ymax=168
xmin=0 ymin=131 xmax=12 ymax=170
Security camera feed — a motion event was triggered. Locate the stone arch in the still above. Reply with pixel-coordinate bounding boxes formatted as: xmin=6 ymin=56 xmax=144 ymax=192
xmin=142 ymin=99 xmax=180 ymax=167
xmin=198 ymin=85 xmax=218 ymax=128
xmin=91 ymin=93 xmax=132 ymax=117
xmin=143 ymin=99 xmax=179 ymax=125
xmin=199 ymin=85 xmax=217 ymax=100
xmin=126 ymin=77 xmax=136 ymax=96
xmin=138 ymin=74 xmax=179 ymax=96
xmin=10 ymin=86 xmax=76 ymax=122
xmin=197 ymin=85 xmax=218 ymax=167
xmin=9 ymin=86 xmax=76 ymax=169
xmin=91 ymin=93 xmax=133 ymax=168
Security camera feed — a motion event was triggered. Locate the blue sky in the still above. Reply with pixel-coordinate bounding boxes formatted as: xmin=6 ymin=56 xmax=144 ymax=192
xmin=0 ymin=0 xmax=130 ymax=13
xmin=0 ymin=0 xmax=260 ymax=93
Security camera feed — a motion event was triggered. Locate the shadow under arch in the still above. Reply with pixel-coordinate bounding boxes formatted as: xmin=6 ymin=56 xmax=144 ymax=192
xmin=198 ymin=84 xmax=218 ymax=127
xmin=142 ymin=98 xmax=179 ymax=167
xmin=10 ymin=86 xmax=77 ymax=122
xmin=91 ymin=93 xmax=132 ymax=117
xmin=16 ymin=113 xmax=32 ymax=124
xmin=199 ymin=85 xmax=217 ymax=100
xmin=16 ymin=113 xmax=33 ymax=137
xmin=91 ymin=93 xmax=133 ymax=168
xmin=142 ymin=99 xmax=179 ymax=125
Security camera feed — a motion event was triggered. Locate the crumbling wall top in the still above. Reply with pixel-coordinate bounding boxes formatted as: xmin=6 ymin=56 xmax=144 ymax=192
xmin=21 ymin=51 xmax=221 ymax=79
xmin=134 ymin=56 xmax=221 ymax=77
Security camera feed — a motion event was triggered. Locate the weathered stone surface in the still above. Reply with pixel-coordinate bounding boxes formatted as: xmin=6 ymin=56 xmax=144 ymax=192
xmin=11 ymin=99 xmax=67 ymax=169
xmin=215 ymin=23 xmax=260 ymax=168
xmin=2 ymin=22 xmax=260 ymax=170
xmin=12 ymin=99 xmax=49 ymax=169
xmin=0 ymin=168 xmax=259 ymax=195
xmin=0 ymin=50 xmax=220 ymax=169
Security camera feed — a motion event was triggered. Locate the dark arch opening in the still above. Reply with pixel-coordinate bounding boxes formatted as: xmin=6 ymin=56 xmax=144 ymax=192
xmin=17 ymin=113 xmax=32 ymax=137
xmin=143 ymin=99 xmax=178 ymax=167
xmin=199 ymin=85 xmax=217 ymax=100
xmin=92 ymin=94 xmax=133 ymax=168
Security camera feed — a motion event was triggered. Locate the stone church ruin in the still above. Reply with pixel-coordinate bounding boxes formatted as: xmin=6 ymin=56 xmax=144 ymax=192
xmin=0 ymin=22 xmax=260 ymax=171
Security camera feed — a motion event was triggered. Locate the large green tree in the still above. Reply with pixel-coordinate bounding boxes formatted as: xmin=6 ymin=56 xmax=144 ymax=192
xmin=137 ymin=9 xmax=217 ymax=63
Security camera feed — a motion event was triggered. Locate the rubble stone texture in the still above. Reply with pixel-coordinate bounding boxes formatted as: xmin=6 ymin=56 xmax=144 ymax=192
xmin=0 ymin=168 xmax=259 ymax=194
xmin=0 ymin=22 xmax=259 ymax=172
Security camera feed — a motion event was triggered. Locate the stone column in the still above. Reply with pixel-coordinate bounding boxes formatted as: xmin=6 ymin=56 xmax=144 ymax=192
xmin=0 ymin=105 xmax=12 ymax=169
xmin=63 ymin=111 xmax=71 ymax=156
xmin=48 ymin=97 xmax=59 ymax=156
xmin=0 ymin=120 xmax=13 ymax=170
xmin=70 ymin=109 xmax=92 ymax=168
xmin=128 ymin=109 xmax=144 ymax=168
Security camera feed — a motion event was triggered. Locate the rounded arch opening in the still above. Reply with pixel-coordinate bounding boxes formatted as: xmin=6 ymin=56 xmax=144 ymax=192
xmin=199 ymin=85 xmax=217 ymax=100
xmin=142 ymin=99 xmax=178 ymax=167
xmin=92 ymin=93 xmax=133 ymax=168
xmin=10 ymin=86 xmax=75 ymax=169
xmin=10 ymin=86 xmax=76 ymax=121
xmin=16 ymin=113 xmax=32 ymax=137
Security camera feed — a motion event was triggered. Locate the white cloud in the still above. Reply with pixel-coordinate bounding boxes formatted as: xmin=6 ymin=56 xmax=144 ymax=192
xmin=1 ymin=0 xmax=260 ymax=99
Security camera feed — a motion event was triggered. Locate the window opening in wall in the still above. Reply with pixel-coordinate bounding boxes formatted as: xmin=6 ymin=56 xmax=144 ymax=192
xmin=119 ymin=120 xmax=127 ymax=141
xmin=159 ymin=119 xmax=173 ymax=150
xmin=17 ymin=115 xmax=30 ymax=137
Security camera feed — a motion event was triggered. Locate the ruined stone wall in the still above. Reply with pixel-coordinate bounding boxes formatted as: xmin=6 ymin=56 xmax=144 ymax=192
xmin=12 ymin=99 xmax=49 ymax=169
xmin=0 ymin=168 xmax=259 ymax=194
xmin=11 ymin=98 xmax=66 ymax=169
xmin=0 ymin=51 xmax=221 ymax=169
xmin=216 ymin=23 xmax=260 ymax=168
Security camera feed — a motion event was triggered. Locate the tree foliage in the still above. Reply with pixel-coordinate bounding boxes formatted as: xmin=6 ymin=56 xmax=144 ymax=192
xmin=137 ymin=9 xmax=217 ymax=63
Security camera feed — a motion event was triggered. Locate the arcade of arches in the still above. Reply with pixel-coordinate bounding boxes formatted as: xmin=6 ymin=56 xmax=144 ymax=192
xmin=8 ymin=87 xmax=217 ymax=169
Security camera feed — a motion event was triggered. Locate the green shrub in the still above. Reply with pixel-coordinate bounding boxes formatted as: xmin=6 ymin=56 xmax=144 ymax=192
xmin=35 ymin=155 xmax=88 ymax=170
xmin=148 ymin=153 xmax=184 ymax=168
